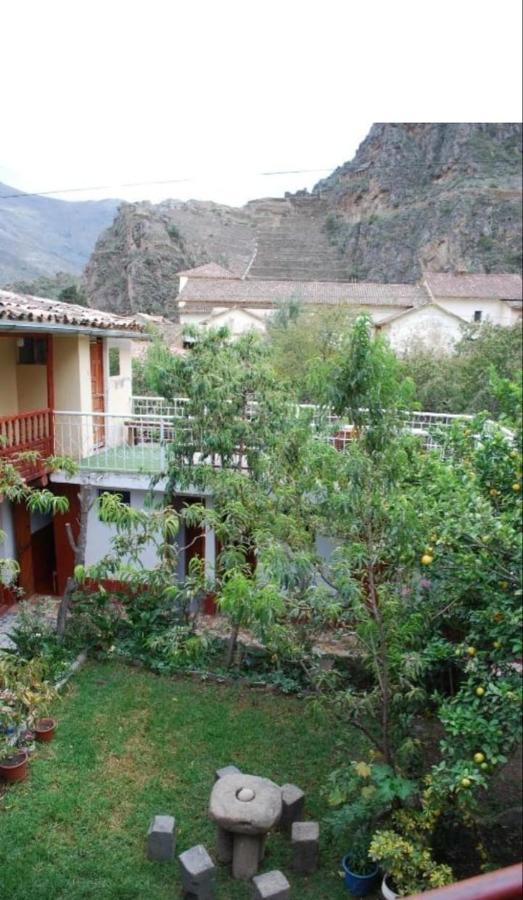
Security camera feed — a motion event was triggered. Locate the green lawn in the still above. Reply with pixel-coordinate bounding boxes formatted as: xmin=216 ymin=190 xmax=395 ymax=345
xmin=0 ymin=661 xmax=364 ymax=899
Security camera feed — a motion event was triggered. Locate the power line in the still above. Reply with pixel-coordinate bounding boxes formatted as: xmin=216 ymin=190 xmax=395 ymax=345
xmin=0 ymin=163 xmax=520 ymax=202
xmin=0 ymin=169 xmax=338 ymax=201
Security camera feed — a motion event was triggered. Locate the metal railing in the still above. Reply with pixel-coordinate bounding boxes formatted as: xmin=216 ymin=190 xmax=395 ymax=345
xmin=132 ymin=395 xmax=189 ymax=419
xmin=48 ymin=401 xmax=513 ymax=476
xmin=54 ymin=410 xmax=175 ymax=474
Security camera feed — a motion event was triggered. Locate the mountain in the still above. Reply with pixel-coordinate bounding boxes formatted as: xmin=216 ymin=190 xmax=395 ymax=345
xmin=0 ymin=182 xmax=120 ymax=283
xmin=83 ymin=123 xmax=522 ymax=316
xmin=2 ymin=124 xmax=521 ymax=313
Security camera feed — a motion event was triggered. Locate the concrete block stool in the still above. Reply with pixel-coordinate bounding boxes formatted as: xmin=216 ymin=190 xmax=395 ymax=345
xmin=291 ymin=821 xmax=319 ymax=874
xmin=147 ymin=814 xmax=176 ymax=861
xmin=280 ymin=783 xmax=305 ymax=834
xmin=178 ymin=844 xmax=216 ymax=899
xmin=252 ymin=870 xmax=291 ymax=899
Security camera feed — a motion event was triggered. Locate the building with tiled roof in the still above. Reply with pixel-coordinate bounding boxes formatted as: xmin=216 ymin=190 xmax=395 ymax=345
xmin=176 ymin=262 xmax=522 ymax=342
xmin=424 ymin=273 xmax=522 ymax=302
xmin=0 ymin=289 xmax=144 ymax=336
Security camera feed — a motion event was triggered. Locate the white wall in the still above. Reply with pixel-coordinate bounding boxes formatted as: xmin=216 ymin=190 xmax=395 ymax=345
xmin=85 ymin=488 xmax=161 ymax=571
xmin=435 ymin=297 xmax=515 ymax=325
xmin=0 ymin=499 xmax=16 ymax=583
xmin=381 ymin=306 xmax=464 ymax=354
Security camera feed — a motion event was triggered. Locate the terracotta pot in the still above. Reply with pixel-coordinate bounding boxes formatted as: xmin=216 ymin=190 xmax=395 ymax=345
xmin=34 ymin=718 xmax=57 ymax=742
xmin=0 ymin=749 xmax=29 ymax=782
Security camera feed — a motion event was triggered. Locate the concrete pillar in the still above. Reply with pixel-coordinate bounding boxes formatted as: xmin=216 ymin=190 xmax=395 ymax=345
xmin=252 ymin=869 xmax=291 ymax=899
xmin=232 ymin=833 xmax=262 ymax=880
xmin=146 ymin=814 xmax=176 ymax=861
xmin=291 ymin=821 xmax=319 ymax=874
xmin=280 ymin=783 xmax=305 ymax=834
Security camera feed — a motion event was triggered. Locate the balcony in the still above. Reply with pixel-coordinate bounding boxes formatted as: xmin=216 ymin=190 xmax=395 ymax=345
xmin=0 ymin=408 xmax=54 ymax=480
xmin=2 ymin=400 xmax=508 ymax=481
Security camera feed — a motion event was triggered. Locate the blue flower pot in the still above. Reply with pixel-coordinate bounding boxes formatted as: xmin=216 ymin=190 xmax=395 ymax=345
xmin=342 ymin=854 xmax=380 ymax=897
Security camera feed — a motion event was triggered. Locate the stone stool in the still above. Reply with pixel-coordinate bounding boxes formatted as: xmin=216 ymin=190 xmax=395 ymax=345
xmin=178 ymin=844 xmax=216 ymax=899
xmin=209 ymin=773 xmax=282 ymax=880
xmin=280 ymin=783 xmax=305 ymax=834
xmin=252 ymin=870 xmax=291 ymax=899
xmin=215 ymin=764 xmax=241 ymax=782
xmin=147 ymin=814 xmax=176 ymax=861
xmin=292 ymin=821 xmax=319 ymax=874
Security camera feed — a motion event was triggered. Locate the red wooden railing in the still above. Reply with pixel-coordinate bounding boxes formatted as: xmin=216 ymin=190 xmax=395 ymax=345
xmin=0 ymin=408 xmax=54 ymax=480
xmin=407 ymin=863 xmax=523 ymax=900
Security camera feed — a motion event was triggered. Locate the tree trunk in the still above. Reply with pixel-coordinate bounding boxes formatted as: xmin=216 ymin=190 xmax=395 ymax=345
xmin=225 ymin=623 xmax=240 ymax=668
xmin=56 ymin=485 xmax=94 ymax=638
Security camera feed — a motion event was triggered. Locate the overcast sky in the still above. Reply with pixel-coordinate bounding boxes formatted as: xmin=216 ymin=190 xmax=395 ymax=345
xmin=1 ymin=0 xmax=521 ymax=207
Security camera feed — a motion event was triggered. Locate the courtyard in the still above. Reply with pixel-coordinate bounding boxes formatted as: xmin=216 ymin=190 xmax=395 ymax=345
xmin=0 ymin=661 xmax=358 ymax=900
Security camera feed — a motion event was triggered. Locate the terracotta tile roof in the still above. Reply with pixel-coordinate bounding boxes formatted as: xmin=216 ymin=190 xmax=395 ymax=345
xmin=178 ymin=278 xmax=426 ymax=308
xmin=177 ymin=263 xmax=238 ymax=279
xmin=0 ymin=290 xmax=144 ymax=334
xmin=425 ymin=273 xmax=523 ymax=301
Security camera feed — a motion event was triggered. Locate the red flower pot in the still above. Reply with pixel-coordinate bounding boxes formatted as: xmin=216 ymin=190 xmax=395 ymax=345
xmin=34 ymin=718 xmax=57 ymax=742
xmin=0 ymin=749 xmax=29 ymax=782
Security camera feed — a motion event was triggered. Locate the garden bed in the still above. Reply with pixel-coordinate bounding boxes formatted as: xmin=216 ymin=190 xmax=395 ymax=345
xmin=0 ymin=660 xmax=366 ymax=900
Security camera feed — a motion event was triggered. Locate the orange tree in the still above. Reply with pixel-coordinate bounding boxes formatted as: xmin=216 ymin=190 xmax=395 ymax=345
xmin=293 ymin=320 xmax=521 ymax=866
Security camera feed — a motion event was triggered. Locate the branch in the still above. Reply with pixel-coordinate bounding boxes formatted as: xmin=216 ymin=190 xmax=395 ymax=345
xmin=65 ymin=522 xmax=78 ymax=555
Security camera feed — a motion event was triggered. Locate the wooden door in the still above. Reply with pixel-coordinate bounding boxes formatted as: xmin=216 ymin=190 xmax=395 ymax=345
xmin=12 ymin=502 xmax=34 ymax=597
xmin=89 ymin=339 xmax=105 ymax=447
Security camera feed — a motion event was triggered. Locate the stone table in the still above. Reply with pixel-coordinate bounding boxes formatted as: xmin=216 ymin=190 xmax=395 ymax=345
xmin=209 ymin=773 xmax=282 ymax=880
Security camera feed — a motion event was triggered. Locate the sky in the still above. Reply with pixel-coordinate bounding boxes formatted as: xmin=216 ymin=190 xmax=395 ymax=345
xmin=1 ymin=0 xmax=522 ymax=207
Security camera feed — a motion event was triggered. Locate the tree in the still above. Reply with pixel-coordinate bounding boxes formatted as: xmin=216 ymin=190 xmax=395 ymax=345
xmin=401 ymin=322 xmax=522 ymax=416
xmin=267 ymin=303 xmax=357 ymax=402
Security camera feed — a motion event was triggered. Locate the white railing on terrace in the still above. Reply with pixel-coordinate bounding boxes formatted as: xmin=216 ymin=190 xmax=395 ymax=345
xmin=51 ymin=402 xmax=511 ymax=476
xmin=132 ymin=395 xmax=189 ymax=418
xmin=54 ymin=411 xmax=178 ymax=474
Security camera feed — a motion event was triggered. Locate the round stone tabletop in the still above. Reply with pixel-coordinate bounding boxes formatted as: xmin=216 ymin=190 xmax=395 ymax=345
xmin=209 ymin=773 xmax=282 ymax=835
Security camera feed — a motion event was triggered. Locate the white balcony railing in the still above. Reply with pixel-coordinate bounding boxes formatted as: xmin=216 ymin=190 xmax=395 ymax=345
xmin=51 ymin=400 xmax=511 ymax=477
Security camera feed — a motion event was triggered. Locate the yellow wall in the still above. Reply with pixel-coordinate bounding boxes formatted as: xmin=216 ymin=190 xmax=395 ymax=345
xmin=16 ymin=365 xmax=47 ymax=411
xmin=0 ymin=338 xmax=19 ymax=416
xmin=54 ymin=335 xmax=83 ymax=410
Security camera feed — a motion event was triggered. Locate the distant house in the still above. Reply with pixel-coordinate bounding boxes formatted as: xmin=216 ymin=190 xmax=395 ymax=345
xmin=376 ymin=303 xmax=469 ymax=353
xmin=176 ymin=264 xmax=427 ymax=335
xmin=424 ymin=273 xmax=522 ymax=326
xmin=176 ymin=265 xmax=522 ymax=349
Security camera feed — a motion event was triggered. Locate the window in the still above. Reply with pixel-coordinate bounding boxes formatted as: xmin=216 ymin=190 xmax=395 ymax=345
xmin=108 ymin=347 xmax=120 ymax=376
xmin=17 ymin=336 xmax=47 ymax=364
xmin=474 ymin=310 xmax=482 ymax=322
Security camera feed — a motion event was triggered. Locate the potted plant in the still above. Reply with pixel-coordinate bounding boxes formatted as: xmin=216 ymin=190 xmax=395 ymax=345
xmin=0 ymin=734 xmax=29 ymax=782
xmin=369 ymin=830 xmax=453 ymax=897
xmin=23 ymin=675 xmax=58 ymax=743
xmin=341 ymin=829 xmax=380 ymax=896
xmin=34 ymin=716 xmax=57 ymax=742
xmin=325 ymin=760 xmax=416 ymax=897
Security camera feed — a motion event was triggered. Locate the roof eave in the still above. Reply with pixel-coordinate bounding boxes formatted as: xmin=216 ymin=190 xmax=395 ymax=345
xmin=0 ymin=320 xmax=145 ymax=339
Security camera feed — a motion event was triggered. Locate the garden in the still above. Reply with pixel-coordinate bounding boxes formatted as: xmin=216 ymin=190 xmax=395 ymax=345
xmin=1 ymin=315 xmax=522 ymax=898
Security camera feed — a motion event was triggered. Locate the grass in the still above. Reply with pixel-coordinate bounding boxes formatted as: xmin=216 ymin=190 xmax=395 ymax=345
xmin=0 ymin=661 xmax=364 ymax=899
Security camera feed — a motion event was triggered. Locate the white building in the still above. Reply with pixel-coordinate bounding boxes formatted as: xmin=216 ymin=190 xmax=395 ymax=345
xmin=176 ymin=265 xmax=522 ymax=352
